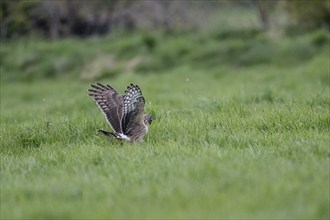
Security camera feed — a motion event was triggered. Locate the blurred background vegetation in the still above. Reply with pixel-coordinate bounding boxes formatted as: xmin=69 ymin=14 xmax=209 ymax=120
xmin=0 ymin=0 xmax=329 ymax=81
xmin=1 ymin=0 xmax=329 ymax=39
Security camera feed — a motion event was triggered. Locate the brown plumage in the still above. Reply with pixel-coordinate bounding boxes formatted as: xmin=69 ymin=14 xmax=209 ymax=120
xmin=88 ymin=83 xmax=152 ymax=142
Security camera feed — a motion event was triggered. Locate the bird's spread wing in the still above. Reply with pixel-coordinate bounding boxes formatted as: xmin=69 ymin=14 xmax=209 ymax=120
xmin=122 ymin=84 xmax=145 ymax=135
xmin=88 ymin=83 xmax=123 ymax=133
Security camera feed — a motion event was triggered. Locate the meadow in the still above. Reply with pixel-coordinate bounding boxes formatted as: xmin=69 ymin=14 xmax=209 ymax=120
xmin=0 ymin=29 xmax=329 ymax=219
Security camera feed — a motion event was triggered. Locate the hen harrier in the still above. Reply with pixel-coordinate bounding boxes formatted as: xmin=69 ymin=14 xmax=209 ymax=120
xmin=88 ymin=83 xmax=152 ymax=142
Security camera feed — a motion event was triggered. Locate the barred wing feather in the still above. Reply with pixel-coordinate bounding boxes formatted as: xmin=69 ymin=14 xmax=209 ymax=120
xmin=122 ymin=84 xmax=145 ymax=134
xmin=88 ymin=83 xmax=124 ymax=133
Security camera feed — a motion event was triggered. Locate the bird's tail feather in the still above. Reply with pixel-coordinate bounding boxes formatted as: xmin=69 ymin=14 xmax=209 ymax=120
xmin=98 ymin=130 xmax=121 ymax=139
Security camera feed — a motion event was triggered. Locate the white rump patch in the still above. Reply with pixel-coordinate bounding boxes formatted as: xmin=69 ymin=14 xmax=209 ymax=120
xmin=118 ymin=133 xmax=131 ymax=141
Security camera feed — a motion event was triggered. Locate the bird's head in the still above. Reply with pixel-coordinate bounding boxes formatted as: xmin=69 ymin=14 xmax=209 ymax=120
xmin=144 ymin=114 xmax=152 ymax=125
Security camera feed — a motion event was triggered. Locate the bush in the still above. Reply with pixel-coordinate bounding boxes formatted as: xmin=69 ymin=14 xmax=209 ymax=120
xmin=286 ymin=0 xmax=330 ymax=30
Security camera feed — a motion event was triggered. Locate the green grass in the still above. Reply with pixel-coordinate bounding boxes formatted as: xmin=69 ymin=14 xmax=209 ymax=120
xmin=1 ymin=28 xmax=329 ymax=81
xmin=1 ymin=30 xmax=330 ymax=219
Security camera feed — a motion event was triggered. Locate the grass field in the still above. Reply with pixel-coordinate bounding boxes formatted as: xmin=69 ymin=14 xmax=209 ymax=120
xmin=1 ymin=30 xmax=329 ymax=219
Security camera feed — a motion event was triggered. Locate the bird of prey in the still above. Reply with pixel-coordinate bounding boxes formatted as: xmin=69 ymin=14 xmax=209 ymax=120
xmin=88 ymin=83 xmax=152 ymax=142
